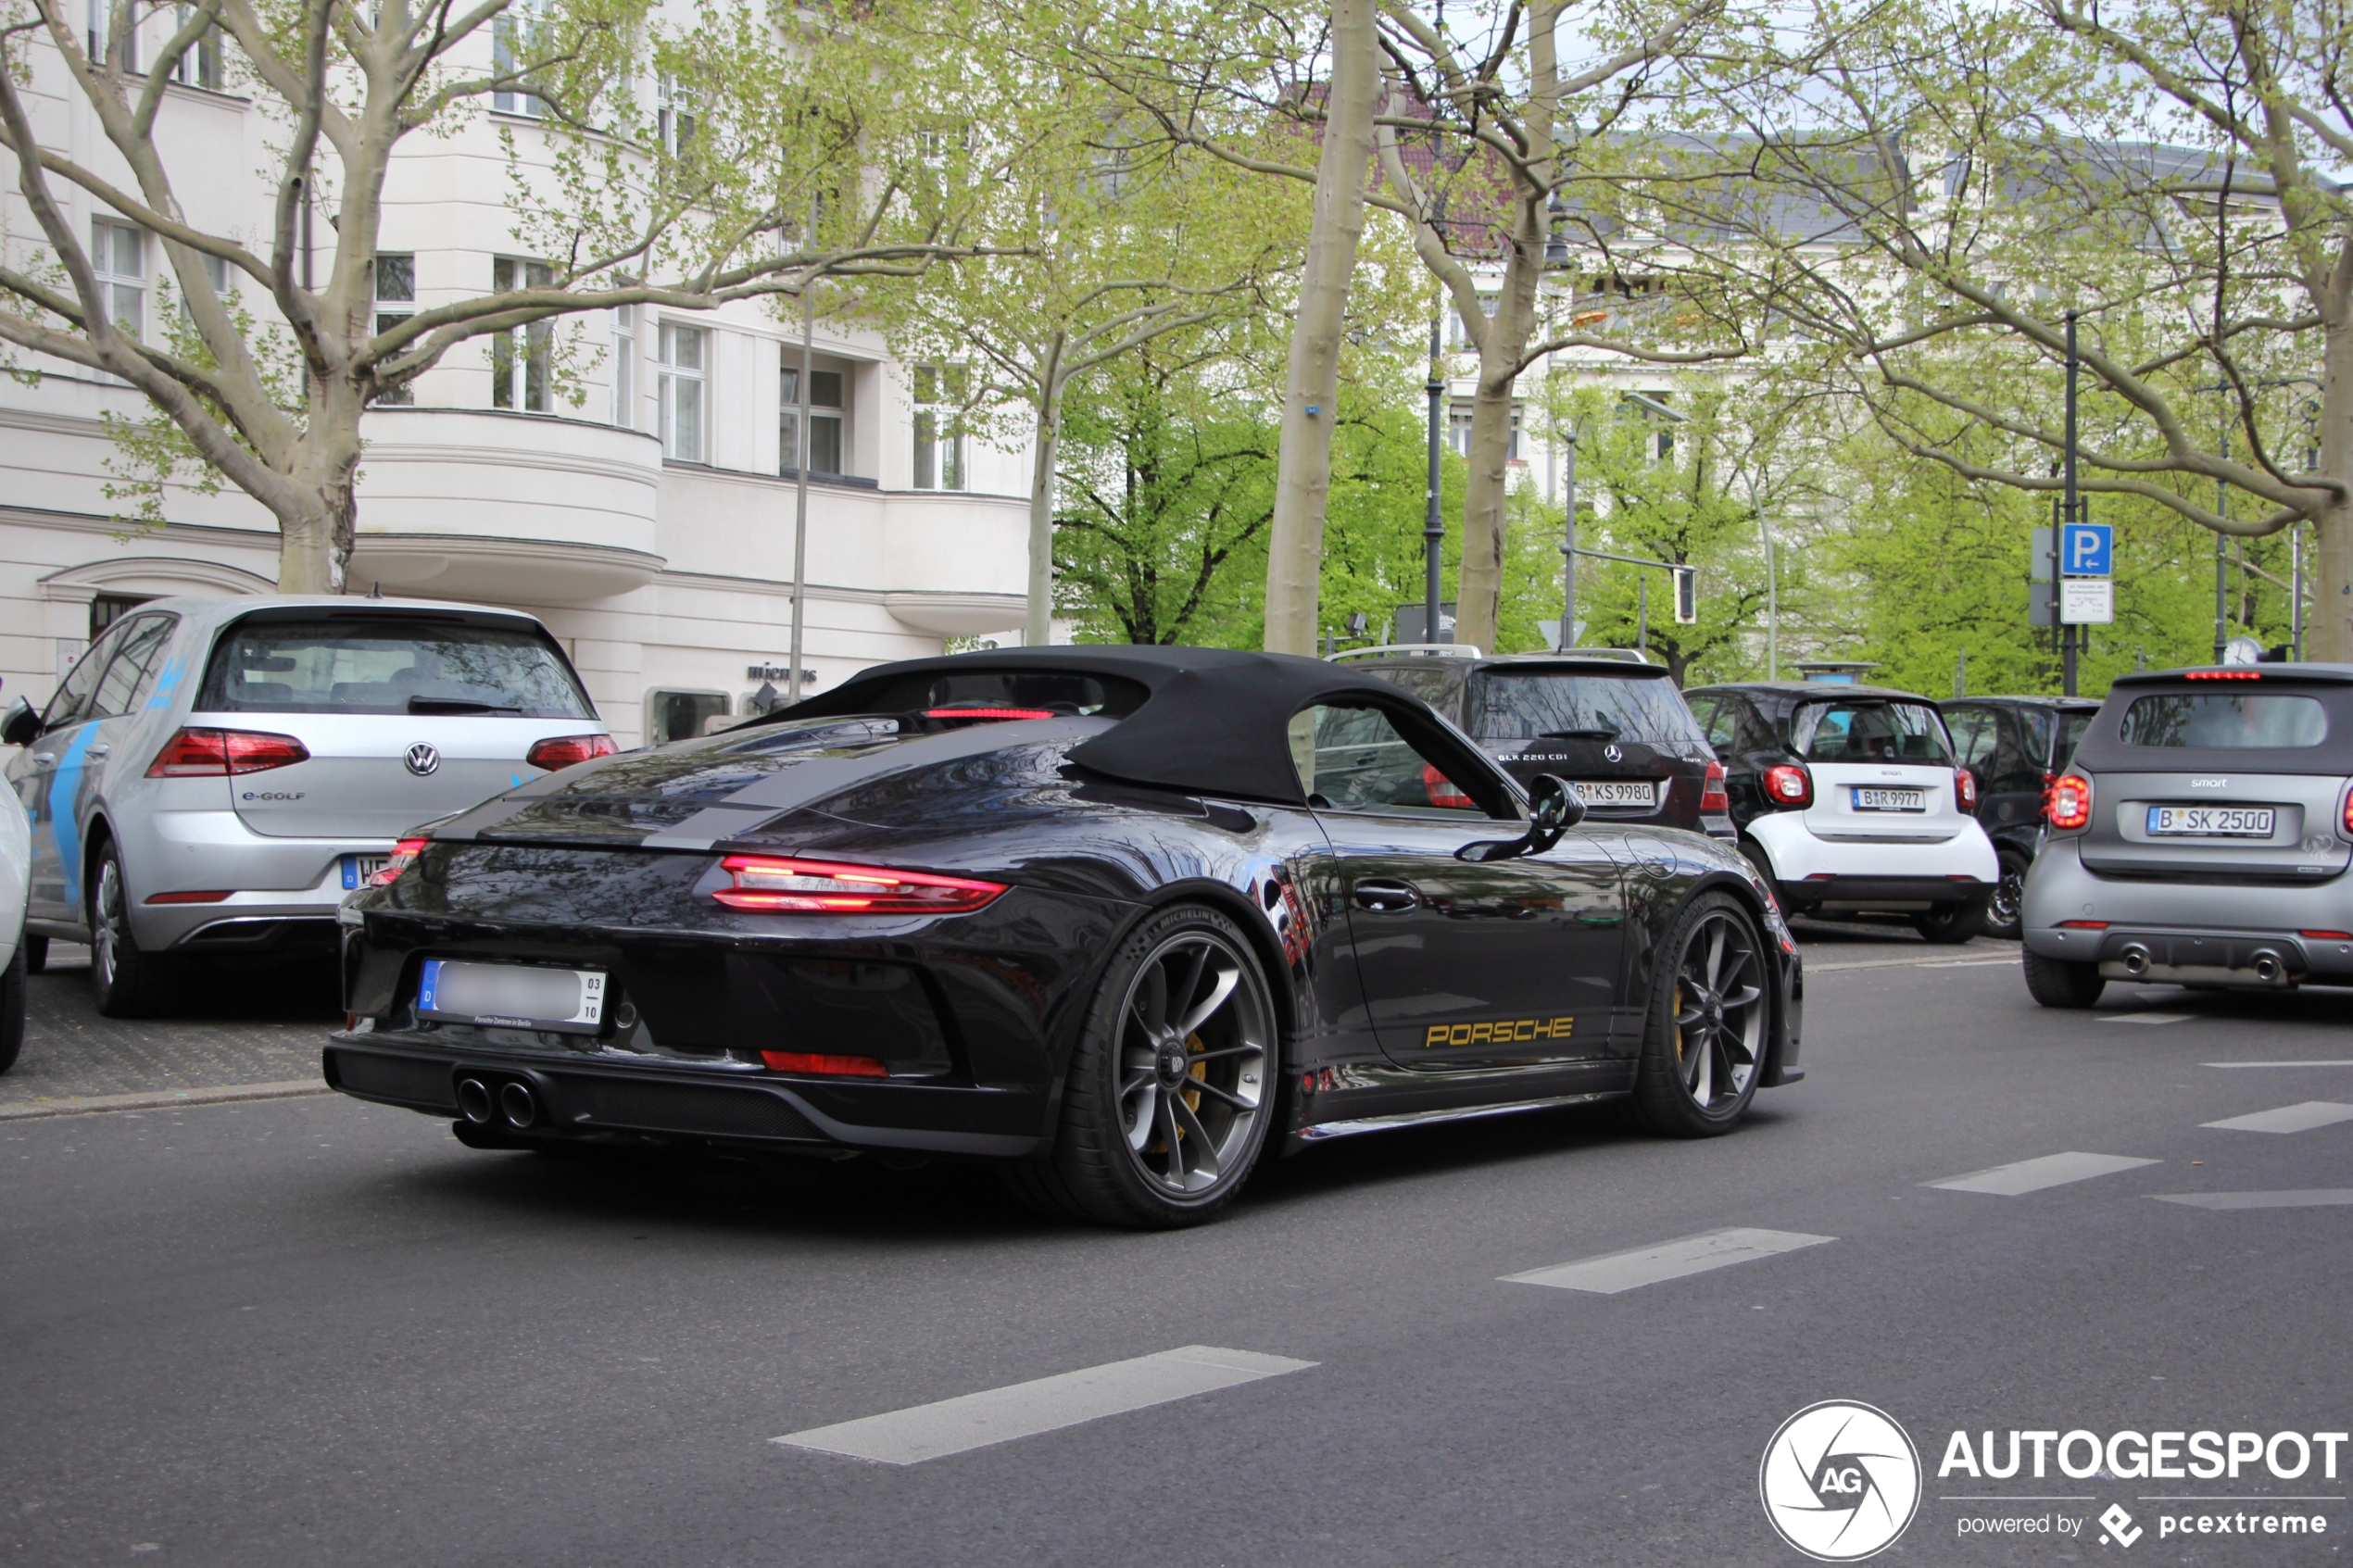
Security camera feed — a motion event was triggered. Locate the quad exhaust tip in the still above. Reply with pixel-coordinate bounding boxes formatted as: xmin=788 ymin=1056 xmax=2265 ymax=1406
xmin=498 ymin=1081 xmax=538 ymax=1129
xmin=456 ymin=1076 xmax=495 ymax=1125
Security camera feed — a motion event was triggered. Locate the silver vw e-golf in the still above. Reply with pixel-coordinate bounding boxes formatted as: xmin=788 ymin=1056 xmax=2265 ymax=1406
xmin=1 ymin=596 xmax=611 ymax=1016
xmin=2021 ymin=663 xmax=2353 ymax=1007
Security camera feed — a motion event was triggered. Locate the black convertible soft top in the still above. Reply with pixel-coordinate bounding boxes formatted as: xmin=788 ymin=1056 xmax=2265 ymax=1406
xmin=772 ymin=645 xmax=1511 ymax=811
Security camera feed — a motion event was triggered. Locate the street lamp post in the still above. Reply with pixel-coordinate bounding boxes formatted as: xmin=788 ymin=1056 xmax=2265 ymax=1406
xmin=1425 ymin=309 xmax=1444 ymax=646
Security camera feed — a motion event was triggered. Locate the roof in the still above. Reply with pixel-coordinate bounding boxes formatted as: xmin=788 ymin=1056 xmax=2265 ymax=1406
xmin=1353 ymin=651 xmax=1671 ymax=677
xmin=1946 ymin=694 xmax=2103 ymax=709
xmin=1687 ymin=681 xmax=1941 ymax=706
xmin=771 ymin=644 xmax=1478 ymax=808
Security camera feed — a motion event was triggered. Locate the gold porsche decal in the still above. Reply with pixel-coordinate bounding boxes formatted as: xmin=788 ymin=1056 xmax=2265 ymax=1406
xmin=1424 ymin=1016 xmax=1575 ymax=1048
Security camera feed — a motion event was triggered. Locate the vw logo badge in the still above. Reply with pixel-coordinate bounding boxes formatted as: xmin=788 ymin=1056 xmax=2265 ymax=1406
xmin=404 ymin=743 xmax=441 ymax=777
xmin=1758 ymin=1400 xmax=1920 ymax=1561
xmin=1603 ymin=743 xmax=1624 ymax=762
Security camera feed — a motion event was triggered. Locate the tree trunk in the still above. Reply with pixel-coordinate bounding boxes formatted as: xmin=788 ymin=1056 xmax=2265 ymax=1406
xmin=1453 ymin=361 xmax=1517 ymax=653
xmin=1262 ymin=0 xmax=1378 ymax=656
xmin=2310 ymin=320 xmax=2353 ymax=662
xmin=1026 ymin=384 xmax=1063 ymax=647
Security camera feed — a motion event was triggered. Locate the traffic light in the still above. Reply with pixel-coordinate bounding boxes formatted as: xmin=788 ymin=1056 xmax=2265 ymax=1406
xmin=1672 ymin=566 xmax=1697 ymax=624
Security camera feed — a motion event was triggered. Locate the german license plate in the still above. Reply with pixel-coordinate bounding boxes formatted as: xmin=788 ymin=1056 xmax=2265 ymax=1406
xmin=340 ymin=854 xmax=389 ymax=889
xmin=1571 ymin=780 xmax=1656 ymax=807
xmin=418 ymin=959 xmax=606 ymax=1033
xmin=1852 ymin=787 xmax=1926 ymax=811
xmin=2147 ymin=805 xmax=2274 ymax=837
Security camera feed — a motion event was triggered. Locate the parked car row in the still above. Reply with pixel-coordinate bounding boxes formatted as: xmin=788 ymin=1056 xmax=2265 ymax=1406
xmin=1 ymin=596 xmax=612 ymax=1024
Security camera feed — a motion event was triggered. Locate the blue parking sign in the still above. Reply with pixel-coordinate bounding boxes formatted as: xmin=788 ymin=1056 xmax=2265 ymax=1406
xmin=2063 ymin=522 xmax=2112 ymax=577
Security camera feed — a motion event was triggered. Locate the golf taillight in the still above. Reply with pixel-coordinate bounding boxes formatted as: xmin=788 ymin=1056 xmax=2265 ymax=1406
xmin=712 ymin=856 xmax=1006 ymax=913
xmin=1956 ymin=769 xmax=1978 ymax=810
xmin=2046 ymin=772 xmax=2093 ymax=830
xmin=525 ymin=734 xmax=617 ymax=771
xmin=1422 ymin=764 xmax=1474 ymax=809
xmin=371 ymin=837 xmax=430 ymax=886
xmin=145 ymin=727 xmax=309 ymax=776
xmin=761 ymin=1050 xmax=889 ymax=1077
xmin=1764 ymin=763 xmax=1811 ymax=808
xmin=1700 ymin=759 xmax=1729 ymax=813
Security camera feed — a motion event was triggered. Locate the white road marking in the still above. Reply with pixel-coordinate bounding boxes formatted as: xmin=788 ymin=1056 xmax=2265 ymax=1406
xmin=2100 ymin=1012 xmax=2194 ymax=1024
xmin=771 ymin=1346 xmax=1315 ymax=1465
xmin=2201 ymin=1101 xmax=2353 ymax=1135
xmin=1924 ymin=1151 xmax=2158 ymax=1196
xmin=2205 ymin=1060 xmax=2353 ymax=1068
xmin=2153 ymin=1190 xmax=2353 ymax=1210
xmin=1502 ymin=1227 xmax=1835 ymax=1295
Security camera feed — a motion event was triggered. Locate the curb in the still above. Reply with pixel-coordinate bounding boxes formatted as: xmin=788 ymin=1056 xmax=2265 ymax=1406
xmin=0 ymin=1080 xmax=332 ymax=1122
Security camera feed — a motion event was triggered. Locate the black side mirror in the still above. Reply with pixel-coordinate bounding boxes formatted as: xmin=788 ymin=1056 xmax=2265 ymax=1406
xmin=1 ymin=698 xmax=38 ymax=749
xmin=1458 ymin=774 xmax=1585 ymax=861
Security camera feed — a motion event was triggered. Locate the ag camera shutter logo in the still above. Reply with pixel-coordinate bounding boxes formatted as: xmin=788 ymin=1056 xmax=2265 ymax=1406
xmin=1759 ymin=1400 xmax=1921 ymax=1561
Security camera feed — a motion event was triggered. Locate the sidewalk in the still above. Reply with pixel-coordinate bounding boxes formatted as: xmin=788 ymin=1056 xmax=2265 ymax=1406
xmin=1 ymin=946 xmax=338 ymax=1113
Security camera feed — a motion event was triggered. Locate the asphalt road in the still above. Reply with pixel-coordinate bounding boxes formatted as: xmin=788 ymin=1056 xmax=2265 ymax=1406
xmin=3 ymin=929 xmax=2348 ymax=1567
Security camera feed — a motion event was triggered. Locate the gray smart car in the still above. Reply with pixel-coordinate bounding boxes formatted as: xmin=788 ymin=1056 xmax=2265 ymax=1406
xmin=2020 ymin=663 xmax=2353 ymax=1007
xmin=1 ymin=596 xmax=611 ymax=1016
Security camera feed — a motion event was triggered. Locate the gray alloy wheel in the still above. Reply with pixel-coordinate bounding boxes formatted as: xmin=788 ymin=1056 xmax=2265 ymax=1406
xmin=86 ymin=841 xmax=177 ymax=1019
xmin=1984 ymin=851 xmax=2029 ymax=941
xmin=1002 ymin=904 xmax=1277 ymax=1229
xmin=0 ymin=931 xmax=25 ymax=1074
xmin=1633 ymin=891 xmax=1768 ymax=1136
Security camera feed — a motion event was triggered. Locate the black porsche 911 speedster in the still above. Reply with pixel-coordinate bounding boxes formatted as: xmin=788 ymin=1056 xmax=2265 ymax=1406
xmin=326 ymin=646 xmax=1803 ymax=1228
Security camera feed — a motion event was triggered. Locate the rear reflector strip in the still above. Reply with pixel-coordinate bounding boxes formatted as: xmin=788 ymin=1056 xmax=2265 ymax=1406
xmin=2058 ymin=919 xmax=2109 ymax=929
xmin=145 ymin=890 xmax=233 ymax=904
xmin=2300 ymin=930 xmax=2353 ymax=941
xmin=761 ymin=1051 xmax=889 ymax=1077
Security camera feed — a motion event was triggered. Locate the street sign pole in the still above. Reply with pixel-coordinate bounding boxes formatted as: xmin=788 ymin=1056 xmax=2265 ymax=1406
xmin=1425 ymin=311 xmax=1445 ymax=646
xmin=2063 ymin=311 xmax=2079 ymax=697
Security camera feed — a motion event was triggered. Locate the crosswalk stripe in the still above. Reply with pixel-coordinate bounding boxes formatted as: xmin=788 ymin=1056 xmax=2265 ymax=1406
xmin=2153 ymin=1190 xmax=2353 ymax=1210
xmin=1924 ymin=1151 xmax=2158 ymax=1196
xmin=2200 ymin=1101 xmax=2353 ymax=1135
xmin=771 ymin=1346 xmax=1315 ymax=1465
xmin=1502 ymin=1227 xmax=1835 ymax=1295
xmin=2205 ymin=1060 xmax=2353 ymax=1068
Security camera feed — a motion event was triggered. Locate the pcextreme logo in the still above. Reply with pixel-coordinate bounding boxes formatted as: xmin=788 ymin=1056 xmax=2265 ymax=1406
xmin=1759 ymin=1400 xmax=1923 ymax=1562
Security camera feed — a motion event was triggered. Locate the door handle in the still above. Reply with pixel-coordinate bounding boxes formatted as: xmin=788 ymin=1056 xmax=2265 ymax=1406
xmin=85 ymin=744 xmax=110 ymax=759
xmin=31 ymin=753 xmax=56 ymax=766
xmin=1352 ymin=879 xmax=1421 ymax=913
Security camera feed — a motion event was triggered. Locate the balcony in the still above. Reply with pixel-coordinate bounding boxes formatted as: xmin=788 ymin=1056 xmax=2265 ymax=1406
xmin=348 ymin=408 xmax=666 ymax=604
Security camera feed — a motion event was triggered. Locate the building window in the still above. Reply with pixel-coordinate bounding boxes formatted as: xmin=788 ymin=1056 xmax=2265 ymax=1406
xmin=171 ymin=5 xmax=220 ymax=87
xmin=912 ymin=364 xmax=965 ymax=490
xmin=646 ymin=689 xmax=728 ymax=746
xmin=91 ymin=219 xmax=144 ymax=340
xmin=87 ymin=0 xmax=136 ymax=69
xmin=178 ymin=252 xmax=231 ymax=324
xmin=658 ymin=321 xmax=705 ymax=460
xmin=492 ymin=0 xmax=543 ymax=116
xmin=610 ymin=302 xmax=635 ymax=427
xmin=491 ymin=257 xmax=552 ymax=412
xmin=1448 ymin=405 xmax=1472 ymax=457
xmin=781 ymin=364 xmax=845 ymax=477
xmin=371 ymin=252 xmax=415 ymax=405
xmin=88 ymin=592 xmax=153 ymax=640
xmin=658 ymin=74 xmax=695 ymax=155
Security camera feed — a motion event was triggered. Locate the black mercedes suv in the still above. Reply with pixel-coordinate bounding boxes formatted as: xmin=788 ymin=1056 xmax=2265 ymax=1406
xmin=1338 ymin=649 xmax=1733 ymax=839
xmin=1940 ymin=696 xmax=2100 ymax=938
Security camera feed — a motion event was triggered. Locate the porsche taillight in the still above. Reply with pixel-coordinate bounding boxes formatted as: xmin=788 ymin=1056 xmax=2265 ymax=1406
xmin=145 ymin=727 xmax=309 ymax=776
xmin=1763 ymin=763 xmax=1811 ymax=809
xmin=711 ymin=856 xmax=1006 ymax=913
xmin=525 ymin=734 xmax=617 ymax=771
xmin=371 ymin=837 xmax=430 ymax=886
xmin=1700 ymin=759 xmax=1730 ymax=813
xmin=1956 ymin=769 xmax=1979 ymax=811
xmin=2046 ymin=772 xmax=2093 ymax=831
xmin=1422 ymin=764 xmax=1474 ymax=809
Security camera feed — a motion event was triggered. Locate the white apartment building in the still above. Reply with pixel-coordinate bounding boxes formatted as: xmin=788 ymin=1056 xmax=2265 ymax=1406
xmin=0 ymin=31 xmax=1030 ymax=746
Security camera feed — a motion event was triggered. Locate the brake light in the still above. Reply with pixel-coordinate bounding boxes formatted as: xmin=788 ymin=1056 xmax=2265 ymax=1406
xmin=145 ymin=727 xmax=309 ymax=776
xmin=2343 ymin=785 xmax=2353 ymax=839
xmin=1422 ymin=764 xmax=1474 ymax=809
xmin=371 ymin=837 xmax=430 ymax=886
xmin=761 ymin=1050 xmax=889 ymax=1077
xmin=1700 ymin=759 xmax=1729 ymax=813
xmin=2185 ymin=670 xmax=2261 ymax=680
xmin=1763 ymin=763 xmax=1812 ymax=808
xmin=2046 ymin=772 xmax=2092 ymax=830
xmin=712 ymin=855 xmax=1006 ymax=913
xmin=1956 ymin=769 xmax=1978 ymax=810
xmin=525 ymin=734 xmax=618 ymax=771
xmin=922 ymin=708 xmax=1055 ymax=722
